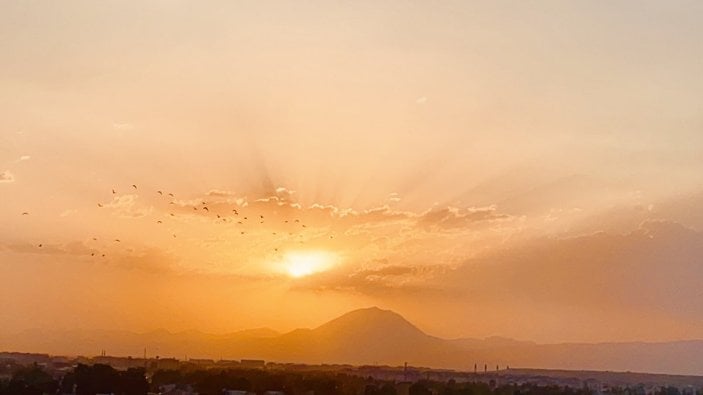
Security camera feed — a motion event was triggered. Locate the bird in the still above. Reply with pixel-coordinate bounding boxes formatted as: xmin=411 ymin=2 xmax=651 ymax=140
xmin=132 ymin=184 xmax=137 ymax=189
xmin=173 ymin=234 xmax=176 ymax=238
xmin=302 ymin=224 xmax=307 ymax=228
xmin=170 ymin=213 xmax=174 ymax=216
xmin=237 ymin=221 xmax=243 ymax=224
xmin=294 ymin=219 xmax=300 ymax=223
xmin=274 ymin=248 xmax=278 ymax=252
xmin=112 ymin=189 xmax=116 ymax=194
xmin=157 ymin=190 xmax=163 ymax=195
xmin=38 ymin=244 xmax=42 ymax=248
xmin=92 ymin=237 xmax=97 ymax=241
xmin=97 ymin=203 xmax=103 ymax=208
xmin=232 ymin=209 xmax=238 ymax=215
xmin=193 ymin=207 xmax=197 ymax=210
xmin=91 ymin=253 xmax=95 ymax=256
xmin=243 ymin=216 xmax=248 ymax=220
xmin=284 ymin=220 xmax=289 ymax=223
xmin=169 ymin=202 xmax=175 ymax=205
xmin=168 ymin=193 xmax=174 ymax=197
xmin=114 ymin=239 xmax=121 ymax=242
xmin=260 ymin=215 xmax=264 ymax=219
xmin=240 ymin=231 xmax=245 ymax=235
xmin=21 ymin=212 xmax=29 ymax=215
xmin=216 ymin=214 xmax=221 ymax=218
xmin=157 ymin=220 xmax=163 ymax=224
xmin=101 ymin=254 xmax=105 ymax=257
xmin=203 ymin=207 xmax=209 ymax=212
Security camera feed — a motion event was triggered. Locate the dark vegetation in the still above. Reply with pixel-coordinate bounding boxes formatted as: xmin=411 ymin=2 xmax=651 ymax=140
xmin=1 ymin=364 xmax=701 ymax=395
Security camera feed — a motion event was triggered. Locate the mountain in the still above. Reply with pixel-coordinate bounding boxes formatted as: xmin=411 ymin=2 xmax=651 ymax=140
xmin=2 ymin=307 xmax=703 ymax=375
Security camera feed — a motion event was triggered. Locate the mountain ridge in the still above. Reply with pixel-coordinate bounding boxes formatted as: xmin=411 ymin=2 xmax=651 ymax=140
xmin=2 ymin=307 xmax=703 ymax=375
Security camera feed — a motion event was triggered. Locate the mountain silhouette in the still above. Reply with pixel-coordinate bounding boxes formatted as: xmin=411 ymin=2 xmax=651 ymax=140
xmin=2 ymin=307 xmax=703 ymax=375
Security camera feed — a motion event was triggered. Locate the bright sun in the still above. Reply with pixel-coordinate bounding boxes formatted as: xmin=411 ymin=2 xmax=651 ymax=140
xmin=283 ymin=251 xmax=338 ymax=278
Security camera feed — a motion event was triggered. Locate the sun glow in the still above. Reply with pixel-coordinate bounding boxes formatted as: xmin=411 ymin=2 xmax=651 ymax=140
xmin=283 ymin=251 xmax=339 ymax=278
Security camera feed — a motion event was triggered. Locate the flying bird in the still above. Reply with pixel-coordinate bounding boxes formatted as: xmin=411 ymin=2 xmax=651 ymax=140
xmin=260 ymin=215 xmax=264 ymax=219
xmin=157 ymin=190 xmax=163 ymax=195
xmin=170 ymin=213 xmax=174 ymax=216
xmin=232 ymin=209 xmax=239 ymax=215
xmin=92 ymin=237 xmax=97 ymax=241
xmin=112 ymin=189 xmax=116 ymax=194
xmin=168 ymin=193 xmax=174 ymax=197
xmin=97 ymin=203 xmax=103 ymax=207
xmin=132 ymin=184 xmax=137 ymax=189
xmin=21 ymin=212 xmax=29 ymax=215
xmin=114 ymin=239 xmax=121 ymax=242
xmin=38 ymin=244 xmax=42 ymax=248
xmin=157 ymin=220 xmax=163 ymax=224
xmin=203 ymin=207 xmax=209 ymax=212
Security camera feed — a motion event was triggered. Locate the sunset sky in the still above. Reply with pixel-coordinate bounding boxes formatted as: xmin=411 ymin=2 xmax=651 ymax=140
xmin=1 ymin=1 xmax=703 ymax=346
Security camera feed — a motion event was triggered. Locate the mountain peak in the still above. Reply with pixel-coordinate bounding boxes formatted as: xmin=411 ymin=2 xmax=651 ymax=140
xmin=314 ymin=307 xmax=427 ymax=340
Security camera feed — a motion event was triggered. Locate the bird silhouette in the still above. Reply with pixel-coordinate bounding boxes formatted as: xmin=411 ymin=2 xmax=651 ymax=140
xmin=114 ymin=239 xmax=121 ymax=242
xmin=21 ymin=212 xmax=29 ymax=215
xmin=97 ymin=203 xmax=103 ymax=207
xmin=168 ymin=193 xmax=174 ymax=197
xmin=216 ymin=214 xmax=221 ymax=218
xmin=240 ymin=231 xmax=245 ymax=235
xmin=294 ymin=219 xmax=300 ymax=223
xmin=92 ymin=237 xmax=97 ymax=241
xmin=203 ymin=207 xmax=209 ymax=212
xmin=260 ymin=215 xmax=264 ymax=219
xmin=38 ymin=244 xmax=42 ymax=248
xmin=157 ymin=220 xmax=163 ymax=224
xmin=173 ymin=234 xmax=176 ymax=238
xmin=170 ymin=213 xmax=175 ymax=216
xmin=112 ymin=189 xmax=116 ymax=194
xmin=91 ymin=253 xmax=95 ymax=256
xmin=132 ymin=184 xmax=137 ymax=189
xmin=157 ymin=190 xmax=163 ymax=195
xmin=232 ymin=209 xmax=239 ymax=215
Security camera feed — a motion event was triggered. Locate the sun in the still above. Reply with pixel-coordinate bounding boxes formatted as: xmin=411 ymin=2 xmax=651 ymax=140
xmin=282 ymin=251 xmax=338 ymax=278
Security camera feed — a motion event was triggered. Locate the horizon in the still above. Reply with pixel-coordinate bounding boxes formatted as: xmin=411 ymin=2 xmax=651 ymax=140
xmin=2 ymin=1 xmax=703 ymax=376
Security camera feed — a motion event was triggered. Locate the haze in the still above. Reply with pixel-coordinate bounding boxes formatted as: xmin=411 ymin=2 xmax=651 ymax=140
xmin=1 ymin=1 xmax=703 ymax=349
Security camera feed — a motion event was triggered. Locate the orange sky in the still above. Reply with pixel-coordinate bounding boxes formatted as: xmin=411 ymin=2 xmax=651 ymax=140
xmin=1 ymin=1 xmax=703 ymax=345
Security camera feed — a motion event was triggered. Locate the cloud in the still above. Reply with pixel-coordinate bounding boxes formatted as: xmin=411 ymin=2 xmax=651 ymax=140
xmin=293 ymin=262 xmax=448 ymax=295
xmin=0 ymin=170 xmax=15 ymax=183
xmin=112 ymin=123 xmax=134 ymax=131
xmin=437 ymin=220 xmax=703 ymax=316
xmin=417 ymin=205 xmax=510 ymax=229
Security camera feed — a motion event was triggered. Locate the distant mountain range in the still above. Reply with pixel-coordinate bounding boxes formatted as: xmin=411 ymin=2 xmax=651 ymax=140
xmin=2 ymin=307 xmax=702 ymax=375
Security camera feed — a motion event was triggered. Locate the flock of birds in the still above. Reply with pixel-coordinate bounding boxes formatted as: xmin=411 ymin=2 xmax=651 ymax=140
xmin=20 ymin=184 xmax=334 ymax=259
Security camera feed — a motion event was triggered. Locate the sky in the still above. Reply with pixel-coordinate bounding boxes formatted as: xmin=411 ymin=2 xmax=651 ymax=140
xmin=1 ymin=1 xmax=703 ymax=345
